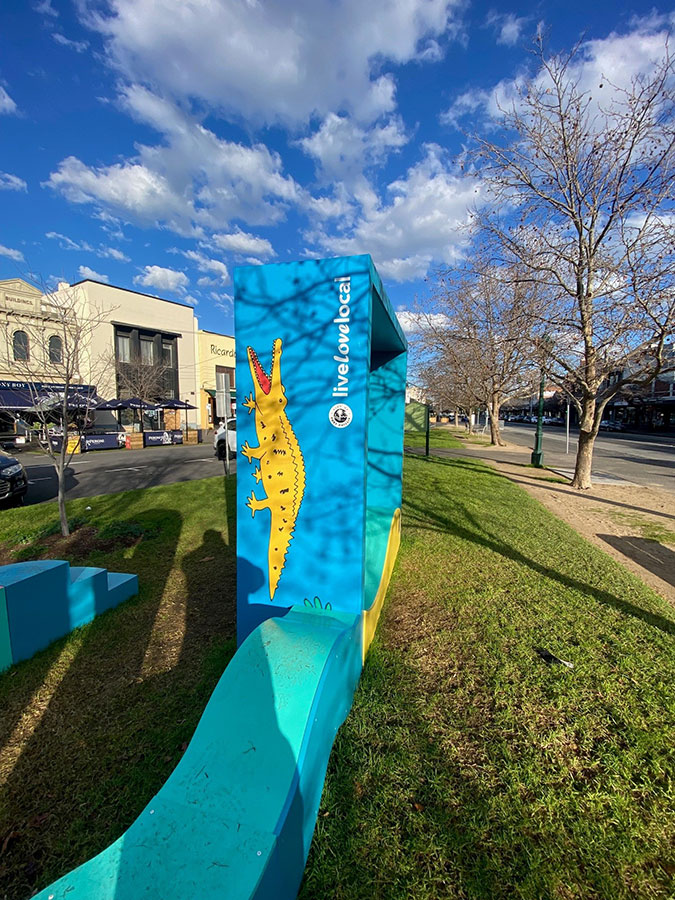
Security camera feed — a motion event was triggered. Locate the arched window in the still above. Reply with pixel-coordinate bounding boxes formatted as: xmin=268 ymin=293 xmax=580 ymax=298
xmin=12 ymin=330 xmax=29 ymax=362
xmin=49 ymin=334 xmax=63 ymax=364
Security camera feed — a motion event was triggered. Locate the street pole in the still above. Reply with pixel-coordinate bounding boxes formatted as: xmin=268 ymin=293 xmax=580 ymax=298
xmin=223 ymin=373 xmax=232 ymax=476
xmin=565 ymin=400 xmax=570 ymax=455
xmin=531 ymin=368 xmax=546 ymax=467
xmin=425 ymin=403 xmax=430 ymax=458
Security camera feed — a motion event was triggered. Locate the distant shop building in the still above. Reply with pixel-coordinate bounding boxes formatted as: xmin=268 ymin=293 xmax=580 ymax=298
xmin=54 ymin=278 xmax=200 ymax=430
xmin=197 ymin=329 xmax=235 ymax=428
xmin=0 ymin=276 xmax=237 ymax=435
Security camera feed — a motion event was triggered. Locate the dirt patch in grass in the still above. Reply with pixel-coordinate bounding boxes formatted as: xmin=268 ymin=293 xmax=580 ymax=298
xmin=490 ymin=460 xmax=675 ymax=606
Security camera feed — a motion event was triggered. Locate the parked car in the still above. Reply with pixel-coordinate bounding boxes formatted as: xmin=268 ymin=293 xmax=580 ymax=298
xmin=0 ymin=452 xmax=28 ymax=505
xmin=600 ymin=420 xmax=625 ymax=432
xmin=214 ymin=418 xmax=238 ymax=460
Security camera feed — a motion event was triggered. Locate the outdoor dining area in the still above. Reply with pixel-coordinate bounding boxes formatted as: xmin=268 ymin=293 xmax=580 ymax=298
xmin=0 ymin=382 xmax=201 ymax=453
xmin=82 ymin=396 xmax=200 ymax=450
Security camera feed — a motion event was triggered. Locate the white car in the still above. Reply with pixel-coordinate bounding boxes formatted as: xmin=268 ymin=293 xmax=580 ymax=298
xmin=214 ymin=418 xmax=237 ymax=460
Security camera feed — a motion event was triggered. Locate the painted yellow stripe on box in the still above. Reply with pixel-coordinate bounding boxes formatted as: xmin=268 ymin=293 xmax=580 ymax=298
xmin=362 ymin=508 xmax=401 ymax=661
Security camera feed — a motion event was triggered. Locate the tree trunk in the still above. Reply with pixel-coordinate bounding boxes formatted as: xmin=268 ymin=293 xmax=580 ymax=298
xmin=489 ymin=396 xmax=505 ymax=446
xmin=58 ymin=436 xmax=70 ymax=537
xmin=570 ymin=396 xmax=602 ymax=490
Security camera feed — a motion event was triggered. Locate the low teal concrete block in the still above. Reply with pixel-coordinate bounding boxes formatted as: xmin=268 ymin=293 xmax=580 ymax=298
xmin=0 ymin=586 xmax=11 ymax=672
xmin=105 ymin=572 xmax=139 ymax=611
xmin=68 ymin=566 xmax=108 ymax=630
xmin=2 ymin=560 xmax=71 ymax=664
xmin=0 ymin=560 xmax=139 ymax=671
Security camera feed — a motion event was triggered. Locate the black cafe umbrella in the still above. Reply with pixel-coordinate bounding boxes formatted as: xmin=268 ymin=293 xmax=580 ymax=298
xmin=126 ymin=397 xmax=160 ymax=410
xmin=95 ymin=398 xmax=129 ymax=410
xmin=158 ymin=398 xmax=197 ymax=410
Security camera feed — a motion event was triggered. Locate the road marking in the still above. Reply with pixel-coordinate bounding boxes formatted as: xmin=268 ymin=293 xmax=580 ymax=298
xmin=183 ymin=457 xmax=219 ymax=462
xmin=104 ymin=466 xmax=150 ymax=473
xmin=28 ymin=477 xmax=52 ymax=483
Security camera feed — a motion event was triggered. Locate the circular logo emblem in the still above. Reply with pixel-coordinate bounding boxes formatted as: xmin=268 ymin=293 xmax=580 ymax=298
xmin=329 ymin=403 xmax=352 ymax=428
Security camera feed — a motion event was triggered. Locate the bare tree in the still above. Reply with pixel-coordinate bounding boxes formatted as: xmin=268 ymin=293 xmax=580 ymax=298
xmin=474 ymin=36 xmax=675 ymax=486
xmin=112 ymin=356 xmax=171 ymax=402
xmin=0 ymin=285 xmax=108 ymax=535
xmin=412 ymin=264 xmax=539 ymax=445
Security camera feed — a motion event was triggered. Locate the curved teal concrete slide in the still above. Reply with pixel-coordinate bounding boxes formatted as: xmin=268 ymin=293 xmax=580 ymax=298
xmin=34 ymin=605 xmax=362 ymax=900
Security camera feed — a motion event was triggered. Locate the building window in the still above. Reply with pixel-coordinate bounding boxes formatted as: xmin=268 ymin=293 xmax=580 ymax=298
xmin=162 ymin=340 xmax=174 ymax=367
xmin=140 ymin=337 xmax=154 ymax=366
xmin=116 ymin=333 xmax=131 ymax=363
xmin=49 ymin=334 xmax=63 ymax=364
xmin=13 ymin=330 xmax=29 ymax=362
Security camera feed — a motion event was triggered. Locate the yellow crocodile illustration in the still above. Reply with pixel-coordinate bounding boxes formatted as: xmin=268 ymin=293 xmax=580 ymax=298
xmin=242 ymin=338 xmax=306 ymax=600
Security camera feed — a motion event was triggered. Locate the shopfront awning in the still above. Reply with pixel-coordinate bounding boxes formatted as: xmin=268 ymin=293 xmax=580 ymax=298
xmin=0 ymin=381 xmax=99 ymax=411
xmin=0 ymin=389 xmax=33 ymax=410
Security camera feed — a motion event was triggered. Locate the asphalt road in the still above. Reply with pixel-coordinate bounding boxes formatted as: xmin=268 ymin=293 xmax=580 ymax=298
xmin=498 ymin=424 xmax=675 ymax=489
xmin=18 ymin=442 xmax=236 ymax=505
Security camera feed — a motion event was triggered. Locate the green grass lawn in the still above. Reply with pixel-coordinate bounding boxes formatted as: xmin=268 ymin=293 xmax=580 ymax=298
xmin=404 ymin=428 xmax=463 ymax=451
xmin=300 ymin=454 xmax=675 ymax=900
xmin=0 ymin=477 xmax=236 ymax=900
xmin=1 ymin=456 xmax=674 ymax=900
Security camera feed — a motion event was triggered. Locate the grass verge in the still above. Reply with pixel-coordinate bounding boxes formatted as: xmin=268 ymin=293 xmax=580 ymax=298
xmin=301 ymin=454 xmax=675 ymax=900
xmin=404 ymin=429 xmax=463 ymax=451
xmin=0 ymin=477 xmax=236 ymax=900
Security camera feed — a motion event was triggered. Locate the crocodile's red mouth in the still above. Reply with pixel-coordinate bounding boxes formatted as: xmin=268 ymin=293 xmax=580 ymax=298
xmin=248 ymin=345 xmax=272 ymax=395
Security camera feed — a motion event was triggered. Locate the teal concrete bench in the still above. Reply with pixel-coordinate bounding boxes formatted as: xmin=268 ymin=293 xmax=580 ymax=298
xmin=34 ymin=605 xmax=362 ymax=900
xmin=0 ymin=560 xmax=138 ymax=671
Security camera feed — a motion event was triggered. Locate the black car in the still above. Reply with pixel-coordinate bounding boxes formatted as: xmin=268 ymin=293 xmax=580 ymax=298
xmin=0 ymin=453 xmax=28 ymax=504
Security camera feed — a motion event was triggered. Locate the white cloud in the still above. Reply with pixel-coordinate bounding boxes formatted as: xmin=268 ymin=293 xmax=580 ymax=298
xmin=78 ymin=265 xmax=109 ymax=282
xmin=134 ymin=264 xmax=188 ymax=293
xmin=209 ymin=291 xmax=233 ymax=312
xmin=86 ymin=0 xmax=462 ymax=126
xmin=46 ymin=231 xmax=93 ymax=252
xmin=35 ymin=0 xmax=58 ymax=17
xmin=440 ymin=87 xmax=491 ymax=129
xmin=181 ymin=250 xmax=229 ymax=283
xmin=396 ymin=309 xmax=450 ymax=333
xmin=45 ymin=155 xmax=195 ymax=234
xmin=0 ymin=172 xmax=27 ymax=191
xmin=209 ymin=229 xmax=275 ymax=259
xmin=300 ymin=114 xmax=408 ymax=183
xmin=486 ymin=12 xmax=528 ymax=46
xmin=53 ymin=33 xmax=89 ymax=53
xmin=47 ymin=88 xmax=302 ymax=233
xmin=0 ymin=87 xmax=17 ymax=115
xmin=0 ymin=244 xmax=24 ymax=262
xmin=442 ymin=18 xmax=674 ymax=130
xmin=102 ymin=246 xmax=130 ymax=262
xmin=45 ymin=231 xmax=130 ymax=262
xmin=312 ymin=145 xmax=483 ymax=281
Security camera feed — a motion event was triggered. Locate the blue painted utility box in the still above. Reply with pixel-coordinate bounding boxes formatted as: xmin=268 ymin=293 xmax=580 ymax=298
xmin=235 ymin=254 xmax=407 ymax=646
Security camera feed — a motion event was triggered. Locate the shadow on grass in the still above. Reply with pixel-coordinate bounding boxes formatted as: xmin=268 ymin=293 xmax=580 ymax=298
xmin=403 ymin=456 xmax=675 ymax=639
xmin=300 ymin=643 xmax=528 ymax=900
xmin=424 ymin=446 xmax=675 ymax=524
xmin=598 ymin=534 xmax=675 ymax=589
xmin=0 ymin=477 xmax=238 ymax=900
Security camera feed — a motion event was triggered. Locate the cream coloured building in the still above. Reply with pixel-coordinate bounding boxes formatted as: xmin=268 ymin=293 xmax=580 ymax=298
xmin=0 ymin=277 xmax=235 ymax=431
xmin=197 ymin=329 xmax=235 ymax=428
xmin=0 ymin=278 xmax=61 ymax=384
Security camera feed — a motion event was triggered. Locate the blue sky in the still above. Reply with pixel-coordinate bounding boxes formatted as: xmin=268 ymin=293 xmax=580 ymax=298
xmin=0 ymin=0 xmax=673 ymax=335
